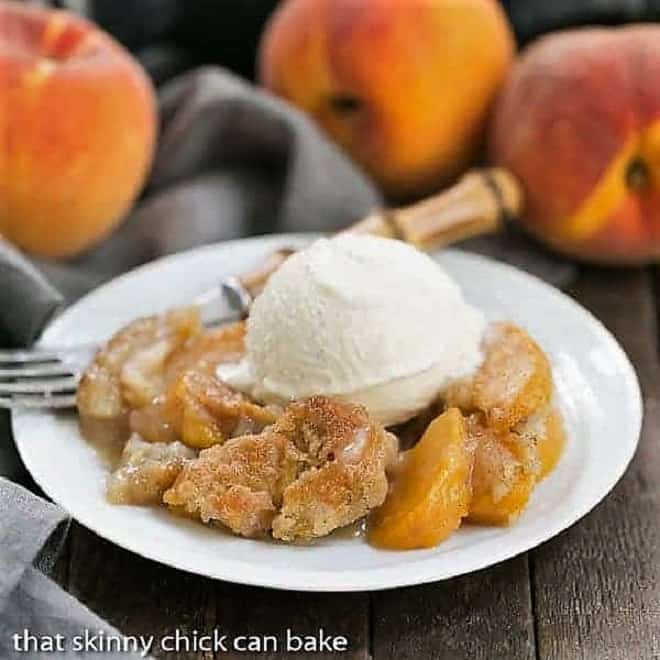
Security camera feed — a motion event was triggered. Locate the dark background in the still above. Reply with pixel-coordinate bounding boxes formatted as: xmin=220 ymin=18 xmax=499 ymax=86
xmin=47 ymin=0 xmax=660 ymax=85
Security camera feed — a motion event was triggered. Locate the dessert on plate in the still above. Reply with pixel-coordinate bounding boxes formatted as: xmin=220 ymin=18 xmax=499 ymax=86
xmin=77 ymin=235 xmax=565 ymax=549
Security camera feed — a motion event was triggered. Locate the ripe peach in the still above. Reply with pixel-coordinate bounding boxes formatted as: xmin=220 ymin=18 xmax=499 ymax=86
xmin=0 ymin=3 xmax=156 ymax=258
xmin=259 ymin=0 xmax=515 ymax=199
xmin=490 ymin=26 xmax=660 ymax=263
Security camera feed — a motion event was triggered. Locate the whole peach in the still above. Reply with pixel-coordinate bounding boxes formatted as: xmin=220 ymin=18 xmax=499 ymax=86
xmin=259 ymin=0 xmax=515 ymax=199
xmin=490 ymin=26 xmax=660 ymax=264
xmin=0 ymin=3 xmax=156 ymax=258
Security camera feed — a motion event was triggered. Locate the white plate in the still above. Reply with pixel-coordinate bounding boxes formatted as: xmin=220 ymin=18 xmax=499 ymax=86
xmin=12 ymin=236 xmax=642 ymax=592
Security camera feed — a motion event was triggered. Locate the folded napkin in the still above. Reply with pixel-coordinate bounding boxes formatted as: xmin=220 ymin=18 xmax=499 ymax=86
xmin=0 ymin=478 xmax=149 ymax=659
xmin=70 ymin=67 xmax=382 ymax=284
xmin=0 ymin=240 xmax=64 ymax=348
xmin=0 ymin=66 xmax=575 ymax=653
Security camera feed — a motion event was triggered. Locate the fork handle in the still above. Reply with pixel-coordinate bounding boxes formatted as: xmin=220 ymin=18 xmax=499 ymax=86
xmin=348 ymin=168 xmax=521 ymax=250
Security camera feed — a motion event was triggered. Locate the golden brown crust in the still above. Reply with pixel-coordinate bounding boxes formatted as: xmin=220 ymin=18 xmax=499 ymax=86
xmin=515 ymin=405 xmax=566 ymax=481
xmin=107 ymin=435 xmax=196 ymax=506
xmin=272 ymin=398 xmax=390 ymax=542
xmin=164 ymin=396 xmax=391 ymax=542
xmin=445 ymin=322 xmax=552 ymax=432
xmin=465 ymin=412 xmax=540 ymax=525
xmin=272 ymin=396 xmax=373 ymax=463
xmin=163 ymin=431 xmax=305 ymax=537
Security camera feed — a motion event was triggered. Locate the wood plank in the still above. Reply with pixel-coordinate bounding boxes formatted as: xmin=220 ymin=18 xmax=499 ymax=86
xmin=67 ymin=525 xmax=217 ymax=660
xmin=371 ymin=556 xmax=536 ymax=660
xmin=66 ymin=524 xmax=369 ymax=660
xmin=208 ymin=580 xmax=368 ymax=660
xmin=532 ymin=268 xmax=660 ymax=660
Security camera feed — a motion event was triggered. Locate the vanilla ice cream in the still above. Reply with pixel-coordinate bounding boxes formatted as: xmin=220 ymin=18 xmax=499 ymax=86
xmin=218 ymin=236 xmax=485 ymax=426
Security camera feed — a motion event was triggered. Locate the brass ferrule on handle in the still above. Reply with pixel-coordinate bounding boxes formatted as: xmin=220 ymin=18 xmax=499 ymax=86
xmin=235 ymin=168 xmax=523 ymax=303
xmin=346 ymin=168 xmax=522 ymax=250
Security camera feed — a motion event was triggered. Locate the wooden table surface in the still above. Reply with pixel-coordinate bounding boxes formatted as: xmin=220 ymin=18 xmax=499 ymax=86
xmin=39 ymin=266 xmax=659 ymax=659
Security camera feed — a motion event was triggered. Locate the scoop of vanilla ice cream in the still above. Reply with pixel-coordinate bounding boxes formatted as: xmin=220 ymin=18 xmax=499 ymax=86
xmin=218 ymin=236 xmax=485 ymax=426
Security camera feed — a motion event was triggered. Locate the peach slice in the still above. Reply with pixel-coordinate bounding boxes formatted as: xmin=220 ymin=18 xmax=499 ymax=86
xmin=164 ymin=369 xmax=279 ymax=450
xmin=536 ymin=408 xmax=566 ymax=480
xmin=173 ymin=376 xmax=226 ymax=449
xmin=369 ymin=408 xmax=473 ymax=550
xmin=446 ymin=322 xmax=552 ymax=433
xmin=467 ymin=415 xmax=540 ymax=526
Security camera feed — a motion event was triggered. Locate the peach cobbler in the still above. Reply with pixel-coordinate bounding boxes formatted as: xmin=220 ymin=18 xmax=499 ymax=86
xmin=76 ymin=236 xmax=565 ymax=549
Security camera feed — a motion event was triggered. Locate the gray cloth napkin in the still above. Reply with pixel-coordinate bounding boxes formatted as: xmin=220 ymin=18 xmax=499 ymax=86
xmin=0 ymin=479 xmax=149 ymax=659
xmin=0 ymin=240 xmax=64 ymax=348
xmin=0 ymin=65 xmax=575 ymax=654
xmin=70 ymin=67 xmax=383 ymax=284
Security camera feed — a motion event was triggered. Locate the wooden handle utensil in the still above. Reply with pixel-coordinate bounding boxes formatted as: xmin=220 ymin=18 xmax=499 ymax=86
xmin=236 ymin=167 xmax=522 ymax=301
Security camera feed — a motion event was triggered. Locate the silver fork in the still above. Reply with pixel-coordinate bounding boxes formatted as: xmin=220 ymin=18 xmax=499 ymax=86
xmin=0 ymin=277 xmax=253 ymax=411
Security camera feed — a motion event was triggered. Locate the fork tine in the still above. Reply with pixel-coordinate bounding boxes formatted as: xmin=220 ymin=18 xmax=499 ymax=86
xmin=0 ymin=376 xmax=79 ymax=395
xmin=0 ymin=348 xmax=66 ymax=364
xmin=0 ymin=393 xmax=77 ymax=410
xmin=0 ymin=363 xmax=78 ymax=378
xmin=0 ymin=344 xmax=95 ymax=364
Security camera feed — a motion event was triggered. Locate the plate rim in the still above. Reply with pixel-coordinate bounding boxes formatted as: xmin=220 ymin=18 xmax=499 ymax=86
xmin=12 ymin=236 xmax=643 ymax=592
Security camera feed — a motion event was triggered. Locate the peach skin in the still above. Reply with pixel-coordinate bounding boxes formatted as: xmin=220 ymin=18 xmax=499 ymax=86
xmin=0 ymin=2 xmax=157 ymax=258
xmin=259 ymin=0 xmax=515 ymax=199
xmin=490 ymin=26 xmax=660 ymax=264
